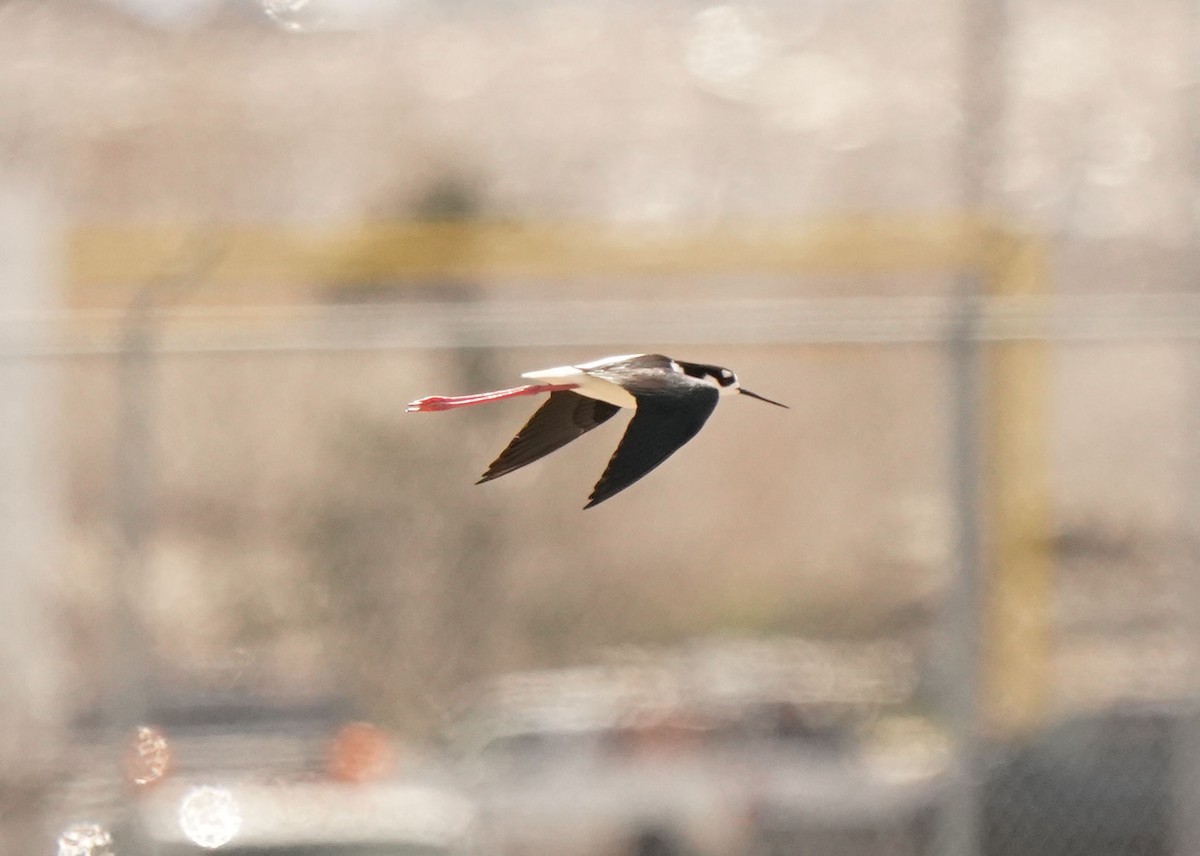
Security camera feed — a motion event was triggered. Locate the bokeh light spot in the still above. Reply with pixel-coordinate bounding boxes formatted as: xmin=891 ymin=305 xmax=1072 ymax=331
xmin=262 ymin=0 xmax=307 ymax=31
xmin=57 ymin=822 xmax=113 ymax=856
xmin=125 ymin=724 xmax=171 ymax=786
xmin=1087 ymin=115 xmax=1153 ymax=188
xmin=685 ymin=5 xmax=772 ymax=91
xmin=755 ymin=52 xmax=875 ymax=148
xmin=179 ymin=785 xmax=242 ymax=850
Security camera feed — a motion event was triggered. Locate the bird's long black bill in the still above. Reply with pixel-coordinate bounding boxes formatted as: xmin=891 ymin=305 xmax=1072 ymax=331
xmin=739 ymin=388 xmax=789 ymax=408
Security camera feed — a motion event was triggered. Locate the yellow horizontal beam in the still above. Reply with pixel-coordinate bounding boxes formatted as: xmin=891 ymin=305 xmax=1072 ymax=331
xmin=64 ymin=217 xmax=1033 ymax=308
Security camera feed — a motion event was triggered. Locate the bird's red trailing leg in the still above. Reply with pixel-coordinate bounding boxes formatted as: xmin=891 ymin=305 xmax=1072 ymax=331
xmin=406 ymin=383 xmax=579 ymax=413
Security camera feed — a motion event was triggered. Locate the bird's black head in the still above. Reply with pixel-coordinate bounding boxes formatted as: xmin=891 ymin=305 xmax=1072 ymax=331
xmin=676 ymin=360 xmax=788 ymax=407
xmin=677 ymin=361 xmax=738 ymax=390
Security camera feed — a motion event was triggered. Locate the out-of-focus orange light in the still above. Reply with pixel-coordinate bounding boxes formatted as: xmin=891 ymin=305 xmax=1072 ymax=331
xmin=124 ymin=724 xmax=171 ymax=787
xmin=326 ymin=721 xmax=396 ymax=783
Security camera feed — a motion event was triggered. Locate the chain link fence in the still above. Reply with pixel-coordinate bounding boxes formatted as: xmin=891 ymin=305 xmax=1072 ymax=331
xmin=33 ymin=281 xmax=1200 ymax=856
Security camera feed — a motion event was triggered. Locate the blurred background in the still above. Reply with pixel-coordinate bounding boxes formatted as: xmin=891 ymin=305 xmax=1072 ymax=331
xmin=4 ymin=0 xmax=1200 ymax=854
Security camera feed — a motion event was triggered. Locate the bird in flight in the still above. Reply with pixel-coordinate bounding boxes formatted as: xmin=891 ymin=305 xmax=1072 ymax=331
xmin=406 ymin=353 xmax=787 ymax=508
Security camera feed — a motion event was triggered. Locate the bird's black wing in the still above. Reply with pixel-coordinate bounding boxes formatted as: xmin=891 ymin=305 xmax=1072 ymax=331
xmin=478 ymin=391 xmax=620 ymax=484
xmin=585 ymin=377 xmax=719 ymax=508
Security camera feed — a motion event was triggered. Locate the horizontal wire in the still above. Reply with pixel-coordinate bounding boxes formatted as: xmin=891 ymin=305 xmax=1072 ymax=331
xmin=2 ymin=294 xmax=1200 ymax=358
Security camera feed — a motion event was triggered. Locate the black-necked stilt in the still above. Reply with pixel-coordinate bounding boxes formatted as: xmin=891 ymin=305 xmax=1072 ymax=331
xmin=406 ymin=353 xmax=787 ymax=508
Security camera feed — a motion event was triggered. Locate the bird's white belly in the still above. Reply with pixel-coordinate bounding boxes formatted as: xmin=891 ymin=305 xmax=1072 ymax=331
xmin=522 ymin=361 xmax=638 ymax=409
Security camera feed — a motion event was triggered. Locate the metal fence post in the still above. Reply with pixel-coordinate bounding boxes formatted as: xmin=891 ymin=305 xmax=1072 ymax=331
xmin=106 ymin=292 xmax=157 ymax=772
xmin=936 ymin=0 xmax=1011 ymax=853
